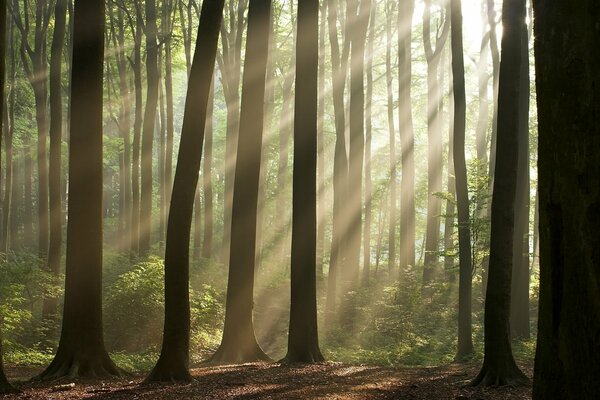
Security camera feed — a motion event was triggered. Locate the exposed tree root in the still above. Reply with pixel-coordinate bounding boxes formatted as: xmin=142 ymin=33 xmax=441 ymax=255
xmin=279 ymin=350 xmax=325 ymax=364
xmin=470 ymin=362 xmax=529 ymax=387
xmin=34 ymin=351 xmax=122 ymax=381
xmin=0 ymin=379 xmax=20 ymax=394
xmin=145 ymin=357 xmax=192 ymax=384
xmin=206 ymin=344 xmax=272 ymax=365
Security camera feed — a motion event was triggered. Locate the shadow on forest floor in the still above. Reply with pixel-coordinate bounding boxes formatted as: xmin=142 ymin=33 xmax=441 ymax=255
xmin=2 ymin=362 xmax=532 ymax=399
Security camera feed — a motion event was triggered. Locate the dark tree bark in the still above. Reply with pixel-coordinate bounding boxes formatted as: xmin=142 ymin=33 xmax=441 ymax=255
xmin=444 ymin=55 xmax=456 ymax=282
xmin=209 ymin=0 xmax=272 ymax=364
xmin=43 ymin=0 xmax=67 ymax=319
xmin=486 ymin=0 xmax=500 ymax=198
xmin=532 ymin=0 xmax=600 ymax=397
xmin=450 ymin=0 xmax=474 ymax=362
xmin=145 ymin=0 xmax=224 ymax=382
xmin=316 ymin=0 xmax=326 ymax=278
xmin=510 ymin=25 xmax=530 ymax=340
xmin=193 ymin=185 xmax=202 ymax=261
xmin=12 ymin=0 xmax=51 ymax=256
xmin=282 ymin=0 xmax=324 ymax=363
xmin=0 ymin=0 xmax=18 ymax=392
xmin=422 ymin=0 xmax=449 ymax=289
xmin=36 ymin=0 xmax=120 ymax=379
xmin=471 ymin=0 xmax=528 ymax=386
xmin=163 ymin=0 xmax=175 ymax=228
xmin=139 ymin=0 xmax=160 ymax=256
xmin=385 ymin=2 xmax=396 ymax=273
xmin=1 ymin=19 xmax=15 ymax=252
xmin=398 ymin=0 xmax=415 ymax=271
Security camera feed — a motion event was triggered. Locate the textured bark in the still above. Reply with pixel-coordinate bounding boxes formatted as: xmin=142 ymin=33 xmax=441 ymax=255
xmin=471 ymin=0 xmax=528 ymax=386
xmin=139 ymin=0 xmax=160 ymax=256
xmin=532 ymin=0 xmax=600 ymax=398
xmin=37 ymin=0 xmax=120 ymax=380
xmin=450 ymin=0 xmax=474 ymax=362
xmin=1 ymin=21 xmax=15 ymax=252
xmin=210 ymin=0 xmax=272 ymax=364
xmin=145 ymin=0 xmax=224 ymax=382
xmin=43 ymin=0 xmax=67 ymax=319
xmin=398 ymin=0 xmax=415 ymax=271
xmin=282 ymin=0 xmax=324 ymax=363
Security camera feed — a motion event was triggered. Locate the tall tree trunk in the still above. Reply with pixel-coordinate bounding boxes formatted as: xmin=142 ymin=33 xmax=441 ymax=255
xmin=283 ymin=0 xmax=324 ymax=363
xmin=472 ymin=0 xmax=528 ymax=385
xmin=139 ymin=0 xmax=160 ymax=256
xmin=532 ymin=0 xmax=600 ymax=396
xmin=316 ymin=0 xmax=326 ymax=278
xmin=219 ymin=0 xmax=247 ymax=266
xmin=444 ymin=52 xmax=456 ymax=282
xmin=37 ymin=0 xmax=120 ymax=379
xmin=450 ymin=0 xmax=474 ymax=361
xmin=325 ymin=0 xmax=350 ymax=322
xmin=43 ymin=0 xmax=67 ymax=319
xmin=158 ymin=53 xmax=167 ymax=245
xmin=210 ymin=0 xmax=272 ymax=364
xmin=130 ymin=7 xmax=143 ymax=256
xmin=145 ymin=0 xmax=224 ymax=381
xmin=362 ymin=0 xmax=375 ymax=282
xmin=346 ymin=0 xmax=370 ymax=291
xmin=385 ymin=2 xmax=396 ymax=273
xmin=163 ymin=0 xmax=175 ymax=227
xmin=2 ymin=20 xmax=15 ymax=253
xmin=23 ymin=136 xmax=33 ymax=247
xmin=510 ymin=25 xmax=530 ymax=340
xmin=202 ymin=78 xmax=214 ymax=259
xmin=422 ymin=0 xmax=449 ymax=290
xmin=0 ymin=0 xmax=18 ymax=391
xmin=398 ymin=0 xmax=416 ymax=271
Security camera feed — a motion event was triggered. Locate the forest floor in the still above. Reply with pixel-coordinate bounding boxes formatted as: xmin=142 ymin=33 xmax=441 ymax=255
xmin=2 ymin=362 xmax=532 ymax=399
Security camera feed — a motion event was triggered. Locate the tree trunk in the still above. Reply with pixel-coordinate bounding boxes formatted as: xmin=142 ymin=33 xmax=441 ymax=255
xmin=37 ymin=0 xmax=120 ymax=379
xmin=422 ymin=0 xmax=449 ymax=290
xmin=471 ymin=0 xmax=528 ymax=386
xmin=145 ymin=0 xmax=224 ymax=381
xmin=510 ymin=26 xmax=530 ymax=341
xmin=139 ymin=0 xmax=160 ymax=256
xmin=325 ymin=0 xmax=350 ymax=322
xmin=532 ymin=0 xmax=600 ymax=397
xmin=450 ymin=0 xmax=474 ymax=362
xmin=209 ymin=0 xmax=272 ymax=364
xmin=385 ymin=2 xmax=396 ymax=273
xmin=202 ymin=78 xmax=214 ymax=259
xmin=398 ymin=0 xmax=416 ymax=271
xmin=317 ymin=0 xmax=327 ymax=278
xmin=2 ymin=20 xmax=16 ymax=253
xmin=283 ymin=0 xmax=324 ymax=363
xmin=444 ymin=53 xmax=456 ymax=282
xmin=43 ymin=0 xmax=67 ymax=320
xmin=131 ymin=7 xmax=143 ymax=256
xmin=362 ymin=0 xmax=375 ymax=282
xmin=163 ymin=0 xmax=175 ymax=229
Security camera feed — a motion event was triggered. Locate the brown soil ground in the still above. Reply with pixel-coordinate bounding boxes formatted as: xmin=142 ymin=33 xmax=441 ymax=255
xmin=1 ymin=362 xmax=532 ymax=399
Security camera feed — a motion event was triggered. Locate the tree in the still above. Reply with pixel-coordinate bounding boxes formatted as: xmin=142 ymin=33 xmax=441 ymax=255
xmin=385 ymin=1 xmax=397 ymax=273
xmin=0 ymin=0 xmax=18 ymax=392
xmin=398 ymin=0 xmax=416 ymax=271
xmin=510 ymin=24 xmax=530 ymax=340
xmin=422 ymin=0 xmax=449 ymax=289
xmin=282 ymin=0 xmax=324 ymax=364
xmin=209 ymin=0 xmax=272 ymax=364
xmin=532 ymin=0 xmax=600 ymax=397
xmin=471 ymin=0 xmax=528 ymax=386
xmin=450 ymin=0 xmax=474 ymax=361
xmin=139 ymin=0 xmax=160 ymax=256
xmin=36 ymin=0 xmax=120 ymax=379
xmin=202 ymin=77 xmax=215 ymax=259
xmin=145 ymin=0 xmax=224 ymax=382
xmin=43 ymin=0 xmax=67 ymax=319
